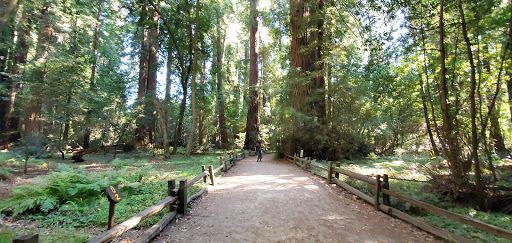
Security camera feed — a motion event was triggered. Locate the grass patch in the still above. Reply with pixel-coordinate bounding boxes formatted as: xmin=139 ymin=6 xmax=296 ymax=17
xmin=0 ymin=152 xmax=229 ymax=242
xmin=333 ymin=154 xmax=512 ymax=242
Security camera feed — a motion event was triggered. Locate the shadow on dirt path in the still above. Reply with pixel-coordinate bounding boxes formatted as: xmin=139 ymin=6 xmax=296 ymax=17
xmin=153 ymin=154 xmax=440 ymax=242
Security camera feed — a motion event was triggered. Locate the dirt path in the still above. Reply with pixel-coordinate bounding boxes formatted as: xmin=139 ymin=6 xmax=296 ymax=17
xmin=153 ymin=154 xmax=441 ymax=242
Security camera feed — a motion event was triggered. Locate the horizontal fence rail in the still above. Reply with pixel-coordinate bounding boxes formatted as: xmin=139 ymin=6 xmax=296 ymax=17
xmin=89 ymin=151 xmax=244 ymax=243
xmin=285 ymin=154 xmax=512 ymax=242
xmin=89 ymin=196 xmax=178 ymax=243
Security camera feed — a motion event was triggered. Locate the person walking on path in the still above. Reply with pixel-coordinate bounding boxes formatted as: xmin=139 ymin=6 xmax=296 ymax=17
xmin=255 ymin=142 xmax=262 ymax=162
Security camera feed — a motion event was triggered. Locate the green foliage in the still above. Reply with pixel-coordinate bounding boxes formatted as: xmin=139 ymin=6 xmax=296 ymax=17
xmin=340 ymin=154 xmax=512 ymax=242
xmin=420 ymin=209 xmax=512 ymax=243
xmin=0 ymin=154 xmax=221 ymax=229
xmin=111 ymin=158 xmax=149 ymax=168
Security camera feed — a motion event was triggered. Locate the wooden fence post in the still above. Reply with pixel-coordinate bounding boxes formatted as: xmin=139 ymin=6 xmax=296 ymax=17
xmin=223 ymin=156 xmax=228 ymax=172
xmin=383 ymin=174 xmax=390 ymax=206
xmin=209 ymin=165 xmax=215 ymax=186
xmin=328 ymin=161 xmax=333 ymax=183
xmin=202 ymin=165 xmax=207 ymax=183
xmin=178 ymin=179 xmax=187 ymax=216
xmin=374 ymin=175 xmax=381 ymax=211
xmin=168 ymin=179 xmax=175 ymax=211
xmin=335 ymin=161 xmax=340 ymax=180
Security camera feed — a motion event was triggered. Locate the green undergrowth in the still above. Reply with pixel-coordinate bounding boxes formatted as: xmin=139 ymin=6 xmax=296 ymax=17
xmin=0 ymin=153 xmax=227 ymax=242
xmin=309 ymin=154 xmax=511 ymax=242
xmin=0 ymin=228 xmax=91 ymax=243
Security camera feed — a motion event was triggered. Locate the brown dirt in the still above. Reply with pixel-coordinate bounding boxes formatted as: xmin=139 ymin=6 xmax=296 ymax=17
xmin=151 ymin=154 xmax=442 ymax=243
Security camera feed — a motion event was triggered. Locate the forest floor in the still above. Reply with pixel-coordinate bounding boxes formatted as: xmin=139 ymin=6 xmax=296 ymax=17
xmin=148 ymin=154 xmax=441 ymax=243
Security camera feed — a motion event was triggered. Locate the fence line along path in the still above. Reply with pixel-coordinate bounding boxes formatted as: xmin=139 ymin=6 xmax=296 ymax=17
xmin=153 ymin=154 xmax=441 ymax=242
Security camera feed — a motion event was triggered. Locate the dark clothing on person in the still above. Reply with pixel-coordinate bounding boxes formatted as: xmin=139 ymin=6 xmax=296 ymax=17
xmin=255 ymin=144 xmax=262 ymax=162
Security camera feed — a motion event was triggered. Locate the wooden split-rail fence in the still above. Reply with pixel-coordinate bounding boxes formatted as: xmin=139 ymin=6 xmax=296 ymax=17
xmin=87 ymin=151 xmax=246 ymax=243
xmin=286 ymin=154 xmax=512 ymax=242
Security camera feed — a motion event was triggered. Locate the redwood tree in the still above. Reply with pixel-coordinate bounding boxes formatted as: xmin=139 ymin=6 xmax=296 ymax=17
xmin=244 ymin=0 xmax=260 ymax=150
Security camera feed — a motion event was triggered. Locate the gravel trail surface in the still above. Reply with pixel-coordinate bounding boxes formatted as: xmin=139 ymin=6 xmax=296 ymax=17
xmin=153 ymin=154 xmax=440 ymax=243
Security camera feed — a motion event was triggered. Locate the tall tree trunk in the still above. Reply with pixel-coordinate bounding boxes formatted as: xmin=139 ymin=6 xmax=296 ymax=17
xmin=418 ymin=1 xmax=440 ymax=156
xmin=438 ymin=0 xmax=466 ymax=189
xmin=135 ymin=3 xmax=148 ymax=147
xmin=314 ymin=0 xmax=326 ymax=122
xmin=6 ymin=8 xmax=31 ymax=131
xmin=154 ymin=98 xmax=168 ymax=157
xmin=419 ymin=73 xmax=439 ymax=156
xmin=215 ymin=17 xmax=229 ymax=149
xmin=83 ymin=0 xmax=103 ymax=149
xmin=172 ymin=80 xmax=187 ymax=154
xmin=458 ymin=0 xmax=484 ymax=209
xmin=62 ymin=91 xmax=72 ymax=142
xmin=290 ymin=0 xmax=307 ymax=112
xmin=165 ymin=41 xmax=172 ymax=103
xmin=184 ymin=0 xmax=201 ymax=157
xmin=25 ymin=1 xmax=52 ymax=138
xmin=164 ymin=41 xmax=172 ymax=148
xmin=244 ymin=0 xmax=259 ymax=150
xmin=198 ymin=58 xmax=206 ymax=147
xmin=146 ymin=8 xmax=159 ymax=145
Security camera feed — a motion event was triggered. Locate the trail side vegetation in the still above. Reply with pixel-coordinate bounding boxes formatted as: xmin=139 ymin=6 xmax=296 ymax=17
xmin=0 ymin=0 xmax=511 ymax=241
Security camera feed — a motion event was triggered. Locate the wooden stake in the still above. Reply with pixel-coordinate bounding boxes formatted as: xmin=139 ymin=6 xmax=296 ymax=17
xmin=374 ymin=175 xmax=381 ymax=211
xmin=327 ymin=161 xmax=333 ymax=183
xmin=209 ymin=165 xmax=215 ymax=186
xmin=335 ymin=161 xmax=340 ymax=179
xmin=178 ymin=179 xmax=187 ymax=216
xmin=383 ymin=174 xmax=390 ymax=206
xmin=108 ymin=200 xmax=116 ymax=230
xmin=202 ymin=165 xmax=207 ymax=183
xmin=168 ymin=179 xmax=175 ymax=211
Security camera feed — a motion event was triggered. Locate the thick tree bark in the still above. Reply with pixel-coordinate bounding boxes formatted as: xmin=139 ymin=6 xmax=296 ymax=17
xmin=184 ymin=0 xmax=201 ymax=157
xmin=244 ymin=0 xmax=260 ymax=150
xmin=290 ymin=0 xmax=308 ymax=112
xmin=146 ymin=9 xmax=159 ymax=145
xmin=135 ymin=3 xmax=149 ymax=147
xmin=458 ymin=0 xmax=484 ymax=208
xmin=313 ymin=0 xmax=326 ymax=122
xmin=25 ymin=1 xmax=52 ymax=137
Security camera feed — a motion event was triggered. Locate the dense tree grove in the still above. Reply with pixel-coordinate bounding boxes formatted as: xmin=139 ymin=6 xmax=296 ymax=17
xmin=1 ymin=0 xmax=512 ymax=209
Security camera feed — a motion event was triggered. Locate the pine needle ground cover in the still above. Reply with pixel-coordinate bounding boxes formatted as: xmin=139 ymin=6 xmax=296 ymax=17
xmin=311 ymin=154 xmax=511 ymax=243
xmin=0 ymin=152 xmax=223 ymax=242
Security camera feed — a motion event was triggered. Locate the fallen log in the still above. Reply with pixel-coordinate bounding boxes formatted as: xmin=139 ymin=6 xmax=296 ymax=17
xmin=72 ymin=145 xmax=107 ymax=162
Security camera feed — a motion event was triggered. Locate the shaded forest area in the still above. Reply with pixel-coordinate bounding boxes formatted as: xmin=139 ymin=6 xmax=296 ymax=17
xmin=0 ymin=0 xmax=512 ymax=217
